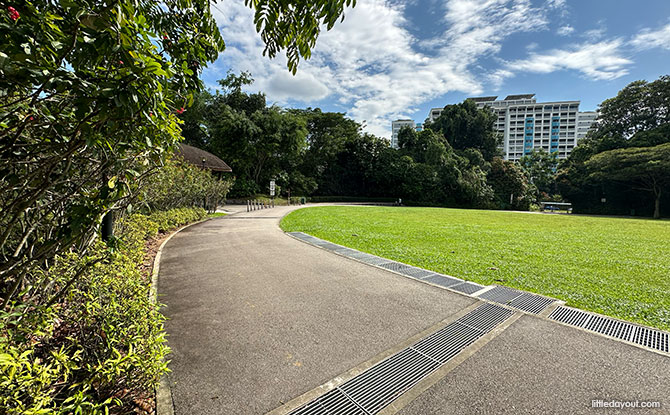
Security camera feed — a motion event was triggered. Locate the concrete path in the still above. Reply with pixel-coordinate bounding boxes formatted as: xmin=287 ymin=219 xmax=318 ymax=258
xmin=159 ymin=205 xmax=669 ymax=414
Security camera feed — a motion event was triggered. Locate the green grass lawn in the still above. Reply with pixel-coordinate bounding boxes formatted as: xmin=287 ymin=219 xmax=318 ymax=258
xmin=280 ymin=206 xmax=670 ymax=331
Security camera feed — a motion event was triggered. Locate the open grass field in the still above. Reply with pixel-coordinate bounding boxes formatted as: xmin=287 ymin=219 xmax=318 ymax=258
xmin=280 ymin=206 xmax=670 ymax=331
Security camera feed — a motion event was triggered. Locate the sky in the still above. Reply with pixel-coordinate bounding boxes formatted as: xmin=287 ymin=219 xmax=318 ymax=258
xmin=202 ymin=0 xmax=670 ymax=138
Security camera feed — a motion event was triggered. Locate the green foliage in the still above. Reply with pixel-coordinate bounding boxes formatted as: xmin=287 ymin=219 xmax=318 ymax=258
xmin=487 ymin=157 xmax=532 ymax=210
xmin=586 ymin=143 xmax=670 ymax=218
xmin=518 ymin=149 xmax=558 ymax=196
xmin=281 ymin=206 xmax=670 ymax=331
xmin=183 ymin=73 xmax=308 ymax=198
xmin=558 ymin=75 xmax=670 ymax=217
xmin=0 ymin=0 xmax=224 ymax=307
xmin=140 ymin=158 xmax=232 ymax=212
xmin=245 ymin=0 xmax=357 ymax=73
xmin=594 ymin=75 xmax=670 ymax=140
xmin=425 ymin=100 xmax=502 ymax=160
xmin=0 ymin=207 xmax=204 ymax=414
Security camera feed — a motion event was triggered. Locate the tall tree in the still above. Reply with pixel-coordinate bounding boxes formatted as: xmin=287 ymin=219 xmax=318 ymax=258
xmin=594 ymin=75 xmax=670 ymax=140
xmin=519 ymin=150 xmax=558 ymax=196
xmin=426 ymin=100 xmax=502 ymax=160
xmin=0 ymin=0 xmax=354 ymax=305
xmin=487 ymin=157 xmax=532 ymax=210
xmin=293 ymin=108 xmax=360 ymax=194
xmin=585 ymin=143 xmax=670 ymax=219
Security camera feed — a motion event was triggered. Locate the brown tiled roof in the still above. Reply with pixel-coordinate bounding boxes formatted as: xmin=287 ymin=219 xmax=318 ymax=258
xmin=176 ymin=144 xmax=232 ymax=172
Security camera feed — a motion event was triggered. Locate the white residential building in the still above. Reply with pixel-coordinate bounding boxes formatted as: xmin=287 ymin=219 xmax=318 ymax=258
xmin=391 ymin=119 xmax=416 ymax=149
xmin=440 ymin=94 xmax=598 ymax=161
xmin=428 ymin=108 xmax=444 ymax=123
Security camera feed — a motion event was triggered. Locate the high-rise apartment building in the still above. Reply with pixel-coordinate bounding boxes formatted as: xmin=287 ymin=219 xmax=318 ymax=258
xmin=426 ymin=94 xmax=597 ymax=161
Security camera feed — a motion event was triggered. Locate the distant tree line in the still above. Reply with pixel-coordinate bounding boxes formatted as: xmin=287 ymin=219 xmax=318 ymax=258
xmin=181 ymin=73 xmax=547 ymax=209
xmin=183 ymin=72 xmax=670 ymax=218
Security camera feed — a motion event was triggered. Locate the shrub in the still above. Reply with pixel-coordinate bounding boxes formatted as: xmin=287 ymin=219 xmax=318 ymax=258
xmin=0 ymin=207 xmax=204 ymax=414
xmin=141 ymin=159 xmax=232 ymax=213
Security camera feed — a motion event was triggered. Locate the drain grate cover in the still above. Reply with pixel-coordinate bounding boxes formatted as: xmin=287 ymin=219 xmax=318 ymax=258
xmin=508 ymin=293 xmax=555 ymax=314
xmin=359 ymin=255 xmax=394 ymax=266
xmin=478 ymin=286 xmax=523 ymax=304
xmin=477 ymin=286 xmax=555 ymax=314
xmin=450 ymin=282 xmax=484 ymax=295
xmin=288 ymin=304 xmax=513 ymax=415
xmin=549 ymin=306 xmax=669 ymax=353
xmin=339 ymin=348 xmax=439 ymax=414
xmin=423 ymin=274 xmax=463 ymax=288
xmin=289 ymin=387 xmax=366 ymax=415
xmin=378 ymin=261 xmax=413 ymax=274
xmin=400 ymin=267 xmax=437 ymax=279
xmin=313 ymin=241 xmax=342 ymax=251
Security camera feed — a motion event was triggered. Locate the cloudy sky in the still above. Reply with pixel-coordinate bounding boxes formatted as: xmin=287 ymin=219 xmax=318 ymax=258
xmin=202 ymin=0 xmax=670 ymax=138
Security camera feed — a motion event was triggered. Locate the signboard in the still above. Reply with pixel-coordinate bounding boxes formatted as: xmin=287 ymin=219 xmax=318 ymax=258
xmin=270 ymin=180 xmax=276 ymax=196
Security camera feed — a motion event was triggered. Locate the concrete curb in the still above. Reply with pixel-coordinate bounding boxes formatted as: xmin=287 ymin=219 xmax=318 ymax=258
xmin=151 ymin=217 xmax=212 ymax=415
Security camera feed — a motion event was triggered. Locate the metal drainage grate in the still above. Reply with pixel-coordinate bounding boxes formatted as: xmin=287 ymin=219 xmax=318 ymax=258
xmin=339 ymin=348 xmax=439 ymax=414
xmin=288 ymin=387 xmax=366 ymax=415
xmin=400 ymin=267 xmax=436 ymax=279
xmin=334 ymin=247 xmax=359 ymax=256
xmin=378 ymin=261 xmax=413 ymax=274
xmin=478 ymin=285 xmax=523 ymax=304
xmin=455 ymin=303 xmax=515 ymax=332
xmin=450 ymin=282 xmax=484 ymax=295
xmin=477 ymin=286 xmax=554 ymax=314
xmin=549 ymin=306 xmax=669 ymax=353
xmin=423 ymin=274 xmax=463 ymax=288
xmin=288 ymin=303 xmax=513 ymax=415
xmin=549 ymin=305 xmax=592 ymax=327
xmin=359 ymin=255 xmax=394 ymax=266
xmin=313 ymin=240 xmax=342 ymax=251
xmin=508 ymin=293 xmax=555 ymax=314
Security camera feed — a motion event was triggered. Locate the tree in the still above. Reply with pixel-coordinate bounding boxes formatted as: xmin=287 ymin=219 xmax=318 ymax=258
xmin=426 ymin=99 xmax=502 ymax=160
xmin=247 ymin=0 xmax=357 ymax=74
xmin=558 ymin=75 xmax=670 ymax=216
xmin=399 ymin=128 xmax=450 ymax=165
xmin=0 ymin=0 xmax=224 ymax=307
xmin=488 ymin=157 xmax=532 ymax=210
xmin=293 ymin=108 xmax=361 ymax=194
xmin=519 ymin=149 xmax=558 ymax=196
xmin=0 ymin=0 xmax=352 ymax=306
xmin=594 ymin=75 xmax=670 ymax=140
xmin=585 ymin=143 xmax=670 ymax=219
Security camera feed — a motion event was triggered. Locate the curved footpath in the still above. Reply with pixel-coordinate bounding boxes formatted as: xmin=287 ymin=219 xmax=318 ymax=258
xmin=159 ymin=205 xmax=669 ymax=415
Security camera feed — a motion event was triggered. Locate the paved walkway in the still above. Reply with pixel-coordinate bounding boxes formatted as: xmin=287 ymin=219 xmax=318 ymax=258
xmin=159 ymin=205 xmax=669 ymax=414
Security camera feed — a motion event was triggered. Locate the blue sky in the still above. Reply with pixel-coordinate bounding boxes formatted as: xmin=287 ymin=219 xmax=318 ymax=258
xmin=203 ymin=0 xmax=670 ymax=138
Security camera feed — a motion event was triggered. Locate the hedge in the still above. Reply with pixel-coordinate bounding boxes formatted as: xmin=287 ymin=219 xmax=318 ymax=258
xmin=0 ymin=207 xmax=206 ymax=414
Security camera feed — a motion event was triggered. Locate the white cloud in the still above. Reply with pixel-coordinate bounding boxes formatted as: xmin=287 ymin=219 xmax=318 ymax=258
xmin=207 ymin=0 xmax=552 ymax=138
xmin=504 ymin=40 xmax=632 ymax=81
xmin=557 ymin=25 xmax=574 ymax=36
xmin=526 ymin=42 xmax=539 ymax=51
xmin=630 ymin=23 xmax=670 ymax=51
xmin=546 ymin=0 xmax=566 ymax=8
xmin=205 ymin=0 xmax=641 ymax=138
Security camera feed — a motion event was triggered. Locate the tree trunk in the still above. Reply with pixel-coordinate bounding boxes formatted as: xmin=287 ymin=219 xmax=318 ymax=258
xmin=653 ymin=194 xmax=661 ymax=219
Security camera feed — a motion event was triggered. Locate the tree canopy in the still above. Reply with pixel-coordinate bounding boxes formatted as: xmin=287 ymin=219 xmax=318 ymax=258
xmin=425 ymin=100 xmax=502 ymax=160
xmin=558 ymin=75 xmax=670 ymax=217
xmin=0 ymin=0 xmax=353 ymax=306
xmin=586 ymin=143 xmax=670 ymax=219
